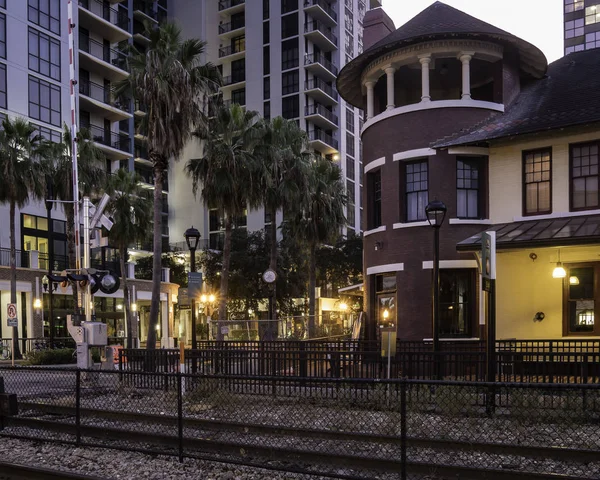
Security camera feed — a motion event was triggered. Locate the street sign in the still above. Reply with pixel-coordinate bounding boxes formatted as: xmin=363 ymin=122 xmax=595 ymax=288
xmin=481 ymin=231 xmax=496 ymax=292
xmin=188 ymin=272 xmax=203 ymax=298
xmin=7 ymin=303 xmax=17 ymax=327
xmin=178 ymin=288 xmax=189 ymax=307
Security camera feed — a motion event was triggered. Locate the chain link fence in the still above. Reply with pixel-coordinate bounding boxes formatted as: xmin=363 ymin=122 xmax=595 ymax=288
xmin=1 ymin=366 xmax=600 ymax=479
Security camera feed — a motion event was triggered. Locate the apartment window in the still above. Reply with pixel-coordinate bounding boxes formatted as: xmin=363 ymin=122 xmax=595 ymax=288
xmin=29 ymin=75 xmax=61 ymax=126
xmin=263 ymin=0 xmax=269 ymax=19
xmin=523 ymin=150 xmax=553 ymax=217
xmin=230 ymin=12 xmax=245 ymax=30
xmin=29 ymin=28 xmax=61 ymax=81
xmin=564 ymin=263 xmax=600 ymax=335
xmin=0 ymin=13 xmax=5 ymax=59
xmin=367 ymin=170 xmax=381 ymax=229
xmin=586 ymin=31 xmax=600 ymax=49
xmin=347 ymin=179 xmax=355 ymax=205
xmin=440 ymin=269 xmax=475 ymax=337
xmin=282 ymin=70 xmax=299 ymax=95
xmin=346 ymin=157 xmax=355 ymax=181
xmin=376 ymin=274 xmax=395 ymax=326
xmin=263 ymin=22 xmax=270 ymax=44
xmin=28 ymin=0 xmax=61 ymax=35
xmin=0 ymin=1 xmax=5 ymax=9
xmin=0 ymin=63 xmax=5 ymax=109
xmin=281 ymin=12 xmax=298 ymax=38
xmin=232 ymin=35 xmax=245 ymax=54
xmin=263 ymin=46 xmax=270 ymax=75
xmin=571 ymin=141 xmax=599 ymax=210
xmin=566 ymin=43 xmax=585 ymax=54
xmin=565 ymin=18 xmax=585 ymax=38
xmin=231 ymin=88 xmax=246 ymax=106
xmin=282 ymin=95 xmax=299 ymax=119
xmin=347 ymin=205 xmax=355 ymax=228
xmin=346 ymin=132 xmax=355 ymax=157
xmin=565 ymin=0 xmax=584 ymax=13
xmin=346 ymin=108 xmax=355 ymax=132
xmin=405 ymin=161 xmax=428 ymax=222
xmin=31 ymin=123 xmax=61 ymax=144
xmin=264 ymin=101 xmax=271 ymax=121
xmin=457 ymin=158 xmax=482 ymax=219
xmin=281 ymin=38 xmax=299 ymax=70
xmin=281 ymin=0 xmax=298 ymax=14
xmin=585 ymin=5 xmax=600 ymax=25
xmin=231 ymin=58 xmax=245 ymax=83
xmin=263 ymin=77 xmax=270 ymax=100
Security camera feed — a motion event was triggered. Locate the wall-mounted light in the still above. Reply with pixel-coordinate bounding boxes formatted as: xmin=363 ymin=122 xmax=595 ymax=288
xmin=339 ymin=302 xmax=348 ymax=311
xmin=33 ymin=298 xmax=42 ymax=310
xmin=552 ymin=249 xmax=566 ymax=279
xmin=382 ymin=309 xmax=390 ymax=320
xmin=569 ymin=276 xmax=580 ymax=285
xmin=374 ymin=241 xmax=383 ymax=251
xmin=529 ymin=252 xmax=537 ymax=262
xmin=332 ymin=154 xmax=340 ymax=161
xmin=131 ymin=303 xmax=137 ymax=312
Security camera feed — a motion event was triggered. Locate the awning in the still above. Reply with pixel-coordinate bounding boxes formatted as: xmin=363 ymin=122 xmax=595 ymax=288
xmin=457 ymin=215 xmax=600 ymax=251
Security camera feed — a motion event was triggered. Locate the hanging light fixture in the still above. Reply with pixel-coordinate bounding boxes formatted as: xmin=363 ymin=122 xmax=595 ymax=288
xmin=569 ymin=276 xmax=580 ymax=285
xmin=552 ymin=249 xmax=567 ymax=279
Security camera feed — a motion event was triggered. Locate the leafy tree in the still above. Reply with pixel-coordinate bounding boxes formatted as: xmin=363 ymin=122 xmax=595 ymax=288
xmin=43 ymin=126 xmax=105 ymax=308
xmin=185 ymin=104 xmax=264 ymax=338
xmin=0 ymin=118 xmax=46 ymax=358
xmin=105 ymin=169 xmax=152 ymax=348
xmin=115 ymin=21 xmax=220 ymax=349
xmin=316 ymin=234 xmax=363 ymax=296
xmin=287 ymin=158 xmax=347 ymax=336
xmin=134 ymin=252 xmax=188 ymax=287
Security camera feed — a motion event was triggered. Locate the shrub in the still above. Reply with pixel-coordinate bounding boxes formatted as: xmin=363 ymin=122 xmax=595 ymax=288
xmin=24 ymin=348 xmax=76 ymax=365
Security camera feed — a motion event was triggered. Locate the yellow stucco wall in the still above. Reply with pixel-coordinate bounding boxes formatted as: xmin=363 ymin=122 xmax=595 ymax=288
xmin=496 ymin=246 xmax=600 ymax=339
xmin=489 ymin=129 xmax=600 ymax=223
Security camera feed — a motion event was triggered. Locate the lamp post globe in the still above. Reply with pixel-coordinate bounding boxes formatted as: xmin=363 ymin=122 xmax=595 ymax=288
xmin=184 ymin=226 xmax=201 ymax=252
xmin=425 ymin=199 xmax=446 ymax=380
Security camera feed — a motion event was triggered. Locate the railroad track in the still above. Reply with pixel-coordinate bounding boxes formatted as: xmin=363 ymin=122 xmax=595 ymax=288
xmin=3 ymin=402 xmax=597 ymax=480
xmin=0 ymin=461 xmax=105 ymax=480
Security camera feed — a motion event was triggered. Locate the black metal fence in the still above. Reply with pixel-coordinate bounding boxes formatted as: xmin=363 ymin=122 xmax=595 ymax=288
xmin=119 ymin=339 xmax=600 ymax=384
xmin=2 ymin=366 xmax=600 ymax=479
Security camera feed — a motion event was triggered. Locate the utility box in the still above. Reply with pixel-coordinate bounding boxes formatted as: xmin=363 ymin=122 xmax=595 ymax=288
xmin=84 ymin=322 xmax=107 ymax=346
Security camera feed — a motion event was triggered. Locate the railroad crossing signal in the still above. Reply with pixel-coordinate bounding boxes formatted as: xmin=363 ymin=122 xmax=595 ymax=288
xmin=7 ymin=303 xmax=17 ymax=327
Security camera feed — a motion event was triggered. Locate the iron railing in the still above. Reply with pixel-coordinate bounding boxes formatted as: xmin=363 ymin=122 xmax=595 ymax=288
xmin=222 ymin=74 xmax=246 ymax=86
xmin=304 ymin=19 xmax=338 ymax=46
xmin=305 ymin=104 xmax=339 ymax=125
xmin=218 ymin=0 xmax=245 ymax=11
xmin=304 ymin=52 xmax=338 ymax=75
xmin=0 ymin=248 xmax=30 ymax=268
xmin=304 ymin=0 xmax=337 ymax=22
xmin=78 ymin=33 xmax=129 ymax=72
xmin=133 ymin=0 xmax=157 ymax=19
xmin=79 ymin=0 xmax=130 ymax=31
xmin=305 ymin=78 xmax=339 ymax=100
xmin=38 ymin=253 xmax=69 ymax=272
xmin=218 ymin=44 xmax=245 ymax=58
xmin=219 ymin=20 xmax=245 ymax=35
xmin=79 ymin=78 xmax=131 ymax=113
xmin=308 ymin=129 xmax=339 ymax=149
xmin=85 ymin=124 xmax=131 ymax=153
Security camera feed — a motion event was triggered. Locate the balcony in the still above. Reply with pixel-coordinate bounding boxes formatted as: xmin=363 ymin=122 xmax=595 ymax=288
xmin=221 ymin=74 xmax=246 ymax=90
xmin=304 ymin=53 xmax=338 ymax=82
xmin=134 ymin=99 xmax=147 ymax=117
xmin=135 ymin=143 xmax=152 ymax=166
xmin=218 ymin=0 xmax=245 ymax=15
xmin=219 ymin=44 xmax=246 ymax=61
xmin=219 ymin=20 xmax=245 ymax=38
xmin=135 ymin=166 xmax=169 ymax=192
xmin=303 ymin=0 xmax=337 ymax=25
xmin=133 ymin=20 xmax=151 ymax=45
xmin=84 ymin=123 xmax=131 ymax=160
xmin=308 ymin=130 xmax=338 ymax=154
xmin=305 ymin=104 xmax=339 ymax=130
xmin=79 ymin=33 xmax=129 ymax=82
xmin=79 ymin=78 xmax=132 ymax=122
xmin=305 ymin=78 xmax=339 ymax=105
xmin=304 ymin=19 xmax=337 ymax=51
xmin=78 ymin=0 xmax=131 ymax=43
xmin=133 ymin=0 xmax=158 ymax=23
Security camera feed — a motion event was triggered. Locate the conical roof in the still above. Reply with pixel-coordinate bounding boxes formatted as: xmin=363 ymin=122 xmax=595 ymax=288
xmin=337 ymin=2 xmax=547 ymax=108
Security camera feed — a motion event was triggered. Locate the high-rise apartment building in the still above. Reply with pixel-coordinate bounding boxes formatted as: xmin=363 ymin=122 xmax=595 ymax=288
xmin=564 ymin=0 xmax=600 ymax=54
xmin=169 ymin=0 xmax=383 ymax=247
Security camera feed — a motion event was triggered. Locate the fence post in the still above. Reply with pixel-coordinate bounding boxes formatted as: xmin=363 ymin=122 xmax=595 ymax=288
xmin=177 ymin=372 xmax=183 ymax=463
xmin=400 ymin=378 xmax=407 ymax=480
xmin=75 ymin=369 xmax=81 ymax=446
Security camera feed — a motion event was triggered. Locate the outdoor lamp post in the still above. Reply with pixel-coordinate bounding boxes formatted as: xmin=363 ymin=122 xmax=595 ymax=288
xmin=45 ymin=176 xmax=55 ymax=347
xmin=425 ymin=199 xmax=447 ymax=380
xmin=184 ymin=227 xmax=201 ymax=352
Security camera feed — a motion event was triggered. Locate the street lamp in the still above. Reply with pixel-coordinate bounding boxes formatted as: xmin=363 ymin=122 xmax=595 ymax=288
xmin=425 ymin=199 xmax=447 ymax=380
xmin=184 ymin=226 xmax=201 ymax=352
xmin=45 ymin=176 xmax=55 ymax=347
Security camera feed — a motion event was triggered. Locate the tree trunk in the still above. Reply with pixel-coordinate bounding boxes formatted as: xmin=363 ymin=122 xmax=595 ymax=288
xmin=308 ymin=242 xmax=317 ymax=339
xmin=65 ymin=204 xmax=79 ymax=311
xmin=9 ymin=201 xmax=21 ymax=359
xmin=146 ymin=164 xmax=164 ymax=349
xmin=217 ymin=215 xmax=233 ymax=341
xmin=119 ymin=244 xmax=132 ymax=349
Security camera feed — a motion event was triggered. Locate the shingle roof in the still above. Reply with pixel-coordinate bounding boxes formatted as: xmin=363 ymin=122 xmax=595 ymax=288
xmin=434 ymin=49 xmax=600 ymax=148
xmin=337 ymin=2 xmax=547 ymax=108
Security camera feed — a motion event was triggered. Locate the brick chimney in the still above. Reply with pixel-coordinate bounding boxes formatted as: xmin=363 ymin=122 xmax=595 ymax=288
xmin=363 ymin=8 xmax=396 ymax=51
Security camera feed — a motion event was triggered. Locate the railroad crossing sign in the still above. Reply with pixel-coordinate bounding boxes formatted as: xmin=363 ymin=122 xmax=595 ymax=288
xmin=7 ymin=303 xmax=17 ymax=327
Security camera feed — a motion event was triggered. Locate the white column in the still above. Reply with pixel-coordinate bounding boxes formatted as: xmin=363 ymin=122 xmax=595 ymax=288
xmin=419 ymin=55 xmax=431 ymax=102
xmin=385 ymin=66 xmax=396 ymax=111
xmin=365 ymin=81 xmax=375 ymax=119
xmin=459 ymin=52 xmax=473 ymax=100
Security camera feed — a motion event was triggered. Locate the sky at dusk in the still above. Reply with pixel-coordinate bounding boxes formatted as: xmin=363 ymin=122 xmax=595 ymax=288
xmin=383 ymin=0 xmax=564 ymax=63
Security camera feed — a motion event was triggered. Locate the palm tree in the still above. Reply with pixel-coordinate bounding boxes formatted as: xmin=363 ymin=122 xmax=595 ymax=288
xmin=185 ymin=104 xmax=264 ymax=338
xmin=289 ymin=158 xmax=347 ymax=337
xmin=105 ymin=169 xmax=152 ymax=349
xmin=0 ymin=117 xmax=46 ymax=358
xmin=257 ymin=117 xmax=312 ymax=324
xmin=115 ymin=21 xmax=220 ymax=349
xmin=44 ymin=126 xmax=105 ymax=308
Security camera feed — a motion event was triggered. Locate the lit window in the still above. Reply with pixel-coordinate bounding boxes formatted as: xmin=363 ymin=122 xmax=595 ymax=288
xmin=586 ymin=5 xmax=600 ymax=25
xmin=566 ymin=266 xmax=596 ymax=334
xmin=564 ymin=0 xmax=584 ymax=13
